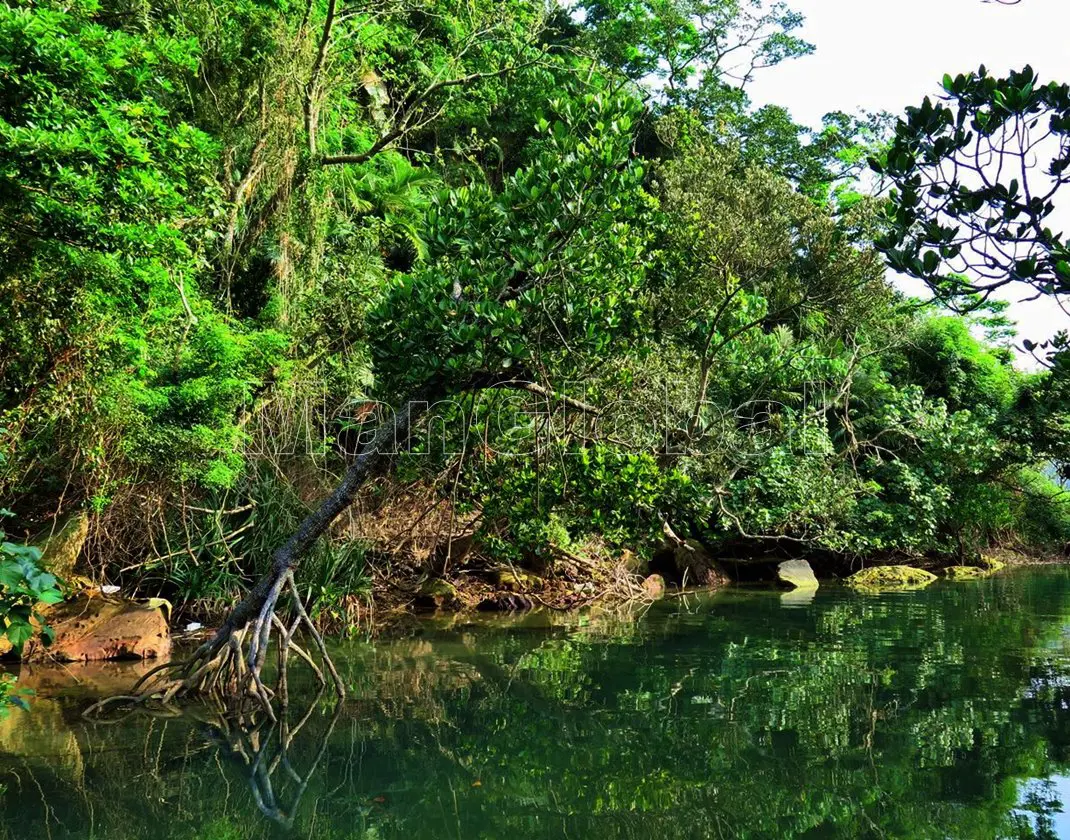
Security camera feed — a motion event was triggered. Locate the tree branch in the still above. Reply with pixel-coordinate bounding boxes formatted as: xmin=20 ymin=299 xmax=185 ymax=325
xmin=492 ymin=379 xmax=602 ymax=415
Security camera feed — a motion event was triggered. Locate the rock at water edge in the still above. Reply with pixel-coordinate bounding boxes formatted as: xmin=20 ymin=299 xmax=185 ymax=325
xmin=777 ymin=559 xmax=819 ymax=590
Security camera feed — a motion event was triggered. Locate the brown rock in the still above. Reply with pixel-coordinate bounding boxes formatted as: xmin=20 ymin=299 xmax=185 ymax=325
xmin=641 ymin=574 xmax=666 ymax=599
xmin=23 ymin=595 xmax=171 ymax=662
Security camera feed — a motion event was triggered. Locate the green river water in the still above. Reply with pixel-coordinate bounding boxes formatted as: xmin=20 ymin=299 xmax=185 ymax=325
xmin=5 ymin=567 xmax=1070 ymax=838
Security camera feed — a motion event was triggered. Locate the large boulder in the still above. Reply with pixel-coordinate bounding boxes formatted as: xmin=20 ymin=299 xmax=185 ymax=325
xmin=776 ymin=559 xmax=818 ymax=590
xmin=23 ymin=595 xmax=171 ymax=662
xmin=673 ymin=539 xmax=729 ymax=588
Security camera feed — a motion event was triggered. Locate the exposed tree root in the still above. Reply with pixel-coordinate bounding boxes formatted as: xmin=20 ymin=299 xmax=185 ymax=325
xmin=85 ymin=569 xmax=343 ymax=720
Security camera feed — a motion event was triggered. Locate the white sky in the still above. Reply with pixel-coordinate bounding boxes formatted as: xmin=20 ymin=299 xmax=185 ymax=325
xmin=746 ymin=0 xmax=1070 ymax=365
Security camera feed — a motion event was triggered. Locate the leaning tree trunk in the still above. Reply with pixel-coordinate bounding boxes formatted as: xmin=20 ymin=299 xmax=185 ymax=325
xmin=84 ymin=372 xmax=595 ymax=718
xmin=89 ymin=397 xmax=427 ymax=718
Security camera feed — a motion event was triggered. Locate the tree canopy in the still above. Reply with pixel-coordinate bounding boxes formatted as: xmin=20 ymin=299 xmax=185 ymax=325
xmin=0 ymin=0 xmax=1067 ymax=651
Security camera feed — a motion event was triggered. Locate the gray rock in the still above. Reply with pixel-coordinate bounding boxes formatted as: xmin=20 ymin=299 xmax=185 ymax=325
xmin=776 ymin=559 xmax=818 ymax=590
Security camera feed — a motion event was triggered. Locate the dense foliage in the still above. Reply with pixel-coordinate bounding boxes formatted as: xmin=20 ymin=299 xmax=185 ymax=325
xmin=1 ymin=0 xmax=1068 ymax=617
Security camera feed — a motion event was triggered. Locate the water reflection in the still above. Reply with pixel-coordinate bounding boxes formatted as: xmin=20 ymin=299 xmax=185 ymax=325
xmin=4 ymin=569 xmax=1070 ymax=838
xmin=780 ymin=587 xmax=816 ymax=607
xmin=227 ymin=697 xmax=341 ymax=828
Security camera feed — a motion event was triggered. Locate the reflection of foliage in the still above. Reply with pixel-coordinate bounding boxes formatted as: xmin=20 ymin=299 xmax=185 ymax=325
xmin=4 ymin=0 xmax=1069 ymax=625
xmin=8 ymin=571 xmax=1070 ymax=838
xmin=1015 ymin=779 xmax=1063 ymax=840
xmin=0 ymin=673 xmax=23 ymax=715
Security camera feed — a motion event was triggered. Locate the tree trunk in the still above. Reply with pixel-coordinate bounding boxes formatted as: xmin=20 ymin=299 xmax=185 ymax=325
xmin=87 ymin=396 xmax=429 ymax=716
xmin=218 ymin=397 xmax=425 ymax=636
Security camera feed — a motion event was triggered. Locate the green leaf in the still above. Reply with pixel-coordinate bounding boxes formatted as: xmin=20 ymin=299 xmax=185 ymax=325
xmin=6 ymin=621 xmax=33 ymax=650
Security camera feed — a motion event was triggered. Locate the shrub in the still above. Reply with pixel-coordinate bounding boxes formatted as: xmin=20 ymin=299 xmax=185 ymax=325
xmin=0 ymin=516 xmax=63 ymax=655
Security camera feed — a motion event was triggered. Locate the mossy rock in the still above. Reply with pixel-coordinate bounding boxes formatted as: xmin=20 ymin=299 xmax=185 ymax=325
xmin=845 ymin=565 xmax=937 ymax=591
xmin=491 ymin=568 xmax=543 ymax=592
xmin=33 ymin=512 xmax=89 ymax=580
xmin=414 ymin=578 xmax=459 ymax=612
xmin=943 ymin=565 xmax=990 ymax=580
xmin=420 ymin=579 xmax=458 ymax=598
xmin=979 ymin=554 xmax=1007 ymax=572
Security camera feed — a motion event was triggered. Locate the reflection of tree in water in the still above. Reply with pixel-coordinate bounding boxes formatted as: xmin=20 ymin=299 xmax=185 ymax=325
xmin=0 ymin=682 xmax=353 ymax=839
xmin=327 ymin=573 xmax=1070 ymax=839
xmin=6 ymin=572 xmax=1070 ymax=838
xmin=203 ymin=689 xmax=340 ymax=829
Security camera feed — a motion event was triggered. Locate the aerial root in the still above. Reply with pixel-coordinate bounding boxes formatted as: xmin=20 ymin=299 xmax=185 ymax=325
xmin=84 ymin=569 xmax=345 ymax=720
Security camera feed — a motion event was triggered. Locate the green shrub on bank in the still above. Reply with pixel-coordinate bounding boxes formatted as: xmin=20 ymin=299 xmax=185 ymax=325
xmin=1012 ymin=469 xmax=1070 ymax=549
xmin=0 ymin=517 xmax=63 ymax=655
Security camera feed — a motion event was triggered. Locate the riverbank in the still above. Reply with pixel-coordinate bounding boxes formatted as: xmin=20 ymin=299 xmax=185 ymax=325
xmin=272 ymin=540 xmax=1065 ymax=635
xmin=7 ymin=496 xmax=1065 ymax=662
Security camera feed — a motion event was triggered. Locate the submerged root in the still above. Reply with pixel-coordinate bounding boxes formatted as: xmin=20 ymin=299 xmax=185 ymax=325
xmin=85 ymin=569 xmax=344 ymax=720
